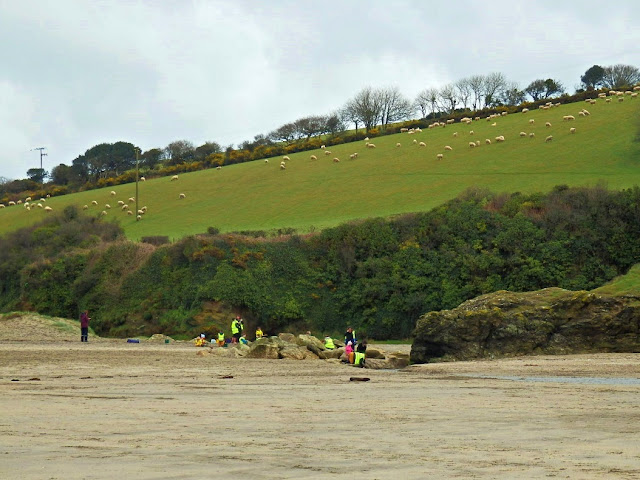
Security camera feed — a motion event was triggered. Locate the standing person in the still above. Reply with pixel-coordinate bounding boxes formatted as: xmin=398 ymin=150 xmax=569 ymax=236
xmin=255 ymin=326 xmax=264 ymax=339
xmin=80 ymin=310 xmax=90 ymax=342
xmin=355 ymin=340 xmax=367 ymax=367
xmin=231 ymin=316 xmax=243 ymax=343
xmin=344 ymin=327 xmax=354 ymax=346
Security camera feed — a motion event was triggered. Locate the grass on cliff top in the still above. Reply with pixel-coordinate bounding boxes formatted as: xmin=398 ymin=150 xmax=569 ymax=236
xmin=593 ymin=264 xmax=640 ymax=296
xmin=1 ymin=98 xmax=639 ymax=241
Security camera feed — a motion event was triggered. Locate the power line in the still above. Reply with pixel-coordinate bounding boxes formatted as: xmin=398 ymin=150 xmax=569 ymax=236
xmin=31 ymin=147 xmax=48 ymax=170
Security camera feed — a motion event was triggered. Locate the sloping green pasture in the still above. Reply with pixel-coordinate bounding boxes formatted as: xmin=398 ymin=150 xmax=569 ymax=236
xmin=1 ymin=98 xmax=639 ymax=241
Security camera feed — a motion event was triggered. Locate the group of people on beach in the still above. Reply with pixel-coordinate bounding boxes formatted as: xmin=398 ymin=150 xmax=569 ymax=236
xmin=324 ymin=326 xmax=367 ymax=367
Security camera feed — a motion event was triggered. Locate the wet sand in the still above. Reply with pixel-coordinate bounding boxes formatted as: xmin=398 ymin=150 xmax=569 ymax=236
xmin=1 ymin=341 xmax=639 ymax=479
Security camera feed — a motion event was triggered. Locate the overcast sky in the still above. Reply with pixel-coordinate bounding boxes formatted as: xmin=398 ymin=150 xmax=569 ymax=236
xmin=1 ymin=0 xmax=639 ymax=181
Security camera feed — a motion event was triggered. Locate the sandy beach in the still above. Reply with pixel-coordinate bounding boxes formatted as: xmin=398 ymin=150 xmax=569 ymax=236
xmin=1 ymin=337 xmax=639 ymax=479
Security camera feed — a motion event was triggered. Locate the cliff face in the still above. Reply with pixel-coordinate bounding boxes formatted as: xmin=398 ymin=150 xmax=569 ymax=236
xmin=410 ymin=288 xmax=640 ymax=364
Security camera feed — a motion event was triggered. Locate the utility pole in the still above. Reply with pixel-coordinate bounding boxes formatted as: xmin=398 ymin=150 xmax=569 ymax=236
xmin=31 ymin=147 xmax=47 ymax=182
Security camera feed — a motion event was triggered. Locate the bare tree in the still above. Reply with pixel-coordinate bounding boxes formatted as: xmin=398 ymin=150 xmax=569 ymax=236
xmin=455 ymin=78 xmax=473 ymax=110
xmin=437 ymin=83 xmax=458 ymax=114
xmin=483 ymin=72 xmax=508 ymax=107
xmin=414 ymin=88 xmax=439 ymax=118
xmin=347 ymin=87 xmax=384 ymax=132
xmin=602 ymin=64 xmax=640 ymax=89
xmin=379 ymin=87 xmax=413 ymax=128
xmin=501 ymin=82 xmax=525 ymax=106
xmin=468 ymin=74 xmax=486 ymax=110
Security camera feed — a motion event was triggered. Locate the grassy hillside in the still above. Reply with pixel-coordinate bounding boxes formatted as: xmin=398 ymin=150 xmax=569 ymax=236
xmin=593 ymin=264 xmax=640 ymax=296
xmin=1 ymin=98 xmax=639 ymax=241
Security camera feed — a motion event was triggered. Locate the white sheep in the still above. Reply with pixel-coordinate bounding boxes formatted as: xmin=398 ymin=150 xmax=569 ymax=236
xmin=631 ymin=93 xmax=638 ymax=98
xmin=563 ymin=115 xmax=575 ymax=121
xmin=419 ymin=142 xmax=426 ymax=147
xmin=485 ymin=139 xmax=491 ymax=145
xmin=100 ymin=210 xmax=107 ymax=216
xmin=141 ymin=206 xmax=147 ymax=212
xmin=127 ymin=210 xmax=133 ymax=216
xmin=333 ymin=157 xmax=340 ymax=163
xmin=469 ymin=142 xmax=476 ymax=148
xmin=364 ymin=137 xmax=369 ymax=141
xmin=0 ymin=204 xmax=4 ymax=208
xmin=545 ymin=135 xmax=553 ymax=142
xmin=606 ymin=98 xmax=612 ymax=103
xmin=179 ymin=193 xmax=186 ymax=199
xmin=570 ymin=127 xmax=576 ymax=134
xmin=25 ymin=197 xmax=32 ymax=202
xmin=91 ymin=200 xmax=98 ymax=206
xmin=321 ymin=145 xmax=326 ymax=149
xmin=216 ymin=166 xmax=222 ymax=170
xmin=501 ymin=111 xmax=507 ymax=116
xmin=138 ymin=210 xmax=144 ymax=215
xmin=444 ymin=145 xmax=453 ymax=151
xmin=366 ymin=143 xmax=376 ymax=148
xmin=396 ymin=142 xmax=401 ymax=147
xmin=282 ymin=156 xmax=290 ymax=161
xmin=469 ymin=130 xmax=474 ymax=135
xmin=349 ymin=154 xmax=355 ymax=159
xmin=446 ymin=119 xmax=454 ymax=124
xmin=117 ymin=200 xmax=124 ymax=206
xmin=529 ymin=119 xmax=535 ymax=124
xmin=352 ymin=153 xmax=358 ymax=158
xmin=122 ymin=204 xmax=129 ymax=210
xmin=545 ymin=122 xmax=552 ymax=127
xmin=280 ymin=164 xmax=286 ymax=170
xmin=495 ymin=136 xmax=505 ymax=142
xmin=476 ymin=140 xmax=481 ymax=147
xmin=634 ymin=86 xmax=640 ymax=91
xmin=171 ymin=175 xmax=178 ymax=181
xmin=453 ymin=132 xmax=458 ymax=137
xmin=110 ymin=191 xmax=116 ymax=196
xmin=436 ymin=153 xmax=444 ymax=160
xmin=529 ymin=133 xmax=535 ymax=138
xmin=491 ymin=122 xmax=497 ymax=127
xmin=37 ymin=203 xmax=43 ymax=208
xmin=310 ymin=155 xmax=317 ymax=160
xmin=105 ymin=204 xmax=111 ymax=209
xmin=8 ymin=201 xmax=15 ymax=206
xmin=522 ymin=108 xmax=529 ymax=113
xmin=324 ymin=150 xmax=332 ymax=155
xmin=17 ymin=200 xmax=22 ymax=204
xmin=519 ymin=132 xmax=526 ymax=137
xmin=264 ymin=159 xmax=269 ymax=164
xmin=413 ymin=139 xmax=418 ymax=144
xmin=137 ymin=215 xmax=142 ymax=221
xmin=128 ymin=197 xmax=135 ymax=203
xmin=83 ymin=205 xmax=88 ymax=210
xmin=44 ymin=206 xmax=52 ymax=212
xmin=140 ymin=176 xmax=145 ymax=181
xmin=582 ymin=109 xmax=590 ymax=116
xmin=400 ymin=128 xmax=408 ymax=133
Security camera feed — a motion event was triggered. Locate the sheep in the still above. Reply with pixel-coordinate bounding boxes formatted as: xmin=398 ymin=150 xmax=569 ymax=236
xmin=519 ymin=132 xmax=527 ymax=137
xmin=589 ymin=99 xmax=597 ymax=105
xmin=413 ymin=139 xmax=418 ymax=144
xmin=117 ymin=200 xmax=124 ymax=206
xmin=105 ymin=204 xmax=111 ymax=209
xmin=280 ymin=164 xmax=286 ymax=170
xmin=529 ymin=119 xmax=535 ymax=125
xmin=179 ymin=193 xmax=186 ymax=199
xmin=128 ymin=197 xmax=135 ymax=203
xmin=634 ymin=86 xmax=640 ymax=91
xmin=522 ymin=108 xmax=529 ymax=113
xmin=110 ymin=191 xmax=116 ymax=196
xmin=7 ymin=201 xmax=15 ymax=206
xmin=46 ymin=194 xmax=50 ymax=198
xmin=141 ymin=206 xmax=147 ymax=212
xmin=216 ymin=166 xmax=222 ymax=170
xmin=366 ymin=143 xmax=376 ymax=148
xmin=352 ymin=152 xmax=358 ymax=158
xmin=324 ymin=150 xmax=332 ymax=155
xmin=485 ymin=139 xmax=491 ymax=145
xmin=127 ymin=210 xmax=133 ymax=216
xmin=25 ymin=197 xmax=32 ymax=202
xmin=578 ymin=111 xmax=585 ymax=116
xmin=469 ymin=142 xmax=476 ymax=148
xmin=446 ymin=119 xmax=454 ymax=124
xmin=495 ymin=136 xmax=505 ymax=142
xmin=171 ymin=175 xmax=178 ymax=181
xmin=453 ymin=132 xmax=458 ymax=137
xmin=563 ymin=115 xmax=575 ymax=121
xmin=396 ymin=142 xmax=401 ymax=147
xmin=407 ymin=130 xmax=415 ymax=135
xmin=333 ymin=157 xmax=340 ymax=163
xmin=529 ymin=132 xmax=535 ymax=138
xmin=138 ymin=210 xmax=144 ymax=215
xmin=632 ymin=93 xmax=638 ymax=98
xmin=476 ymin=140 xmax=481 ymax=147
xmin=545 ymin=135 xmax=553 ymax=142
xmin=469 ymin=130 xmax=474 ymax=135
xmin=436 ymin=153 xmax=444 ymax=160
xmin=100 ymin=210 xmax=107 ymax=216
xmin=91 ymin=200 xmax=98 ymax=206
xmin=17 ymin=200 xmax=22 ymax=204
xmin=364 ymin=137 xmax=369 ymax=141
xmin=140 ymin=176 xmax=145 ymax=181
xmin=545 ymin=122 xmax=552 ymax=127
xmin=618 ymin=97 xmax=624 ymax=102
xmin=474 ymin=116 xmax=480 ymax=121
xmin=310 ymin=155 xmax=317 ymax=160
xmin=37 ymin=203 xmax=43 ymax=208
xmin=44 ymin=206 xmax=52 ymax=212
xmin=400 ymin=128 xmax=408 ymax=133
xmin=321 ymin=145 xmax=325 ymax=149
xmin=419 ymin=142 xmax=426 ymax=147
xmin=121 ymin=204 xmax=129 ymax=210
xmin=606 ymin=98 xmax=612 ymax=103
xmin=82 ymin=205 xmax=88 ymax=210
xmin=349 ymin=154 xmax=355 ymax=159
xmin=282 ymin=156 xmax=290 ymax=161
xmin=491 ymin=122 xmax=497 ymax=127
xmin=136 ymin=215 xmax=142 ymax=221
xmin=444 ymin=145 xmax=453 ymax=151
xmin=570 ymin=127 xmax=576 ymax=134
xmin=501 ymin=111 xmax=507 ymax=116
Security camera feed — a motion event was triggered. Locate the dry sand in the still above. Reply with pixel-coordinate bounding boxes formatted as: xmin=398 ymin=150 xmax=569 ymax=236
xmin=1 ymin=323 xmax=639 ymax=479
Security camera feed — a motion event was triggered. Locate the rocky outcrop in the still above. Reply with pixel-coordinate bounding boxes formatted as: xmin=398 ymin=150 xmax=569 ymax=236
xmin=411 ymin=288 xmax=640 ymax=364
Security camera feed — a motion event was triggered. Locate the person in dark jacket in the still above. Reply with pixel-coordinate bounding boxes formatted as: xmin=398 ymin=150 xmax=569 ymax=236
xmin=80 ymin=310 xmax=90 ymax=342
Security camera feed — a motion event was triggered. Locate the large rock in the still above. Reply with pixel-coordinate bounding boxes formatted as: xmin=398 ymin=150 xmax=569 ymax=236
xmin=296 ymin=334 xmax=327 ymax=358
xmin=278 ymin=333 xmax=297 ymax=343
xmin=411 ymin=288 xmax=640 ymax=364
xmin=246 ymin=343 xmax=280 ymax=359
xmin=363 ymin=348 xmax=385 ymax=359
xmin=385 ymin=353 xmax=410 ymax=369
xmin=322 ymin=347 xmax=344 ymax=359
xmin=279 ymin=346 xmax=309 ymax=360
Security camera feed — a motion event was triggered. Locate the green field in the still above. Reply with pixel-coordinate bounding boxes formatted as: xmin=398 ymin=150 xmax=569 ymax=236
xmin=1 ymin=98 xmax=639 ymax=241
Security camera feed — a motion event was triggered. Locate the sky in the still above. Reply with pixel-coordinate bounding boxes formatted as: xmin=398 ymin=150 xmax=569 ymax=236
xmin=1 ymin=0 xmax=639 ymax=181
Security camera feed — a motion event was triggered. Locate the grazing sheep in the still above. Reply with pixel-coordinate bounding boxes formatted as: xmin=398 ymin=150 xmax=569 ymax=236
xmin=7 ymin=201 xmax=15 ymax=206
xmin=117 ymin=200 xmax=124 ymax=206
xmin=321 ymin=145 xmax=326 ymax=149
xmin=436 ymin=153 xmax=444 ymax=160
xmin=545 ymin=122 xmax=552 ymax=127
xmin=453 ymin=132 xmax=458 ymax=137
xmin=485 ymin=139 xmax=491 ymax=145
xmin=529 ymin=119 xmax=535 ymax=125
xmin=476 ymin=140 xmax=481 ymax=147
xmin=91 ymin=200 xmax=98 ymax=206
xmin=632 ymin=93 xmax=638 ymax=98
xmin=128 ymin=197 xmax=135 ymax=203
xmin=333 ymin=157 xmax=340 ymax=163
xmin=545 ymin=135 xmax=553 ymax=142
xmin=563 ymin=115 xmax=575 ymax=121
xmin=100 ymin=210 xmax=107 ymax=216
xmin=491 ymin=122 xmax=497 ymax=126
xmin=446 ymin=119 xmax=454 ymax=124
xmin=264 ymin=159 xmax=269 ymax=163
xmin=0 ymin=204 xmax=4 ymax=208
xmin=280 ymin=164 xmax=286 ymax=170
xmin=469 ymin=130 xmax=474 ymax=135
xmin=469 ymin=142 xmax=476 ymax=148
xmin=216 ymin=166 xmax=222 ymax=170
xmin=179 ymin=193 xmax=186 ymax=199
xmin=618 ymin=97 xmax=624 ymax=102
xmin=171 ymin=175 xmax=178 ymax=181
xmin=127 ymin=210 xmax=133 ymax=216
xmin=501 ymin=111 xmax=507 ymax=116
xmin=137 ymin=215 xmax=142 ymax=221
xmin=141 ymin=206 xmax=147 ymax=212
xmin=110 ymin=191 xmax=116 ymax=196
xmin=82 ymin=205 xmax=88 ymax=210
xmin=419 ymin=142 xmax=426 ymax=147
xmin=396 ymin=142 xmax=401 ymax=147
xmin=105 ymin=204 xmax=111 ymax=209
xmin=522 ymin=108 xmax=529 ymax=113
xmin=400 ymin=128 xmax=408 ymax=132
xmin=582 ymin=109 xmax=590 ymax=116
xmin=366 ymin=143 xmax=376 ymax=148
xmin=634 ymin=86 xmax=640 ymax=91
xmin=364 ymin=137 xmax=369 ymax=141
xmin=606 ymin=98 xmax=612 ymax=103
xmin=140 ymin=176 xmax=145 ymax=181
xmin=519 ymin=132 xmax=527 ymax=137
xmin=570 ymin=127 xmax=576 ymax=134
xmin=413 ymin=139 xmax=418 ymax=144
xmin=407 ymin=130 xmax=415 ymax=135
xmin=137 ymin=210 xmax=144 ymax=215
xmin=17 ymin=200 xmax=22 ymax=205
xmin=44 ymin=206 xmax=52 ymax=212
xmin=352 ymin=153 xmax=358 ymax=158
xmin=121 ymin=204 xmax=129 ymax=210
xmin=444 ymin=145 xmax=453 ymax=151
xmin=310 ymin=155 xmax=317 ymax=160
xmin=529 ymin=133 xmax=535 ymax=138
xmin=25 ymin=197 xmax=31 ymax=202
xmin=37 ymin=203 xmax=43 ymax=208
xmin=349 ymin=154 xmax=355 ymax=159
xmin=495 ymin=136 xmax=505 ymax=142
xmin=324 ymin=150 xmax=332 ymax=155
xmin=282 ymin=156 xmax=290 ymax=161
